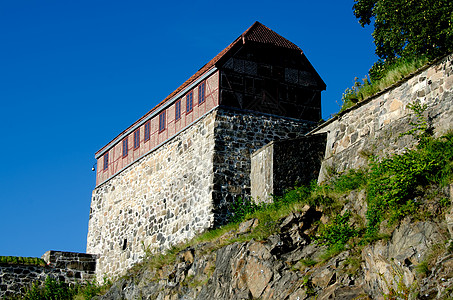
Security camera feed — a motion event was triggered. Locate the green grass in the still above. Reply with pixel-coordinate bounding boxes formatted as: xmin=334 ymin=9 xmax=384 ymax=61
xmin=365 ymin=132 xmax=453 ymax=237
xmin=340 ymin=56 xmax=429 ymax=112
xmin=0 ymin=256 xmax=46 ymax=266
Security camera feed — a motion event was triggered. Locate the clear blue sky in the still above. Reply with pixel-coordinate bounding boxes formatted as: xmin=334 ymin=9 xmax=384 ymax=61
xmin=0 ymin=1 xmax=376 ymax=257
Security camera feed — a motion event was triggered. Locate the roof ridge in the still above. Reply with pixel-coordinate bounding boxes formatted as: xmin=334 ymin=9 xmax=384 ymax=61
xmin=241 ymin=21 xmax=302 ymax=52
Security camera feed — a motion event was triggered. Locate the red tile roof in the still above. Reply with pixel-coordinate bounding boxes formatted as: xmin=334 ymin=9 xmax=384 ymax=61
xmin=96 ymin=22 xmax=305 ymax=155
xmin=242 ymin=21 xmax=302 ymax=51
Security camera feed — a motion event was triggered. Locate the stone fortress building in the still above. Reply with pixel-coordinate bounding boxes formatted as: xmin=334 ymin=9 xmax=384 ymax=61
xmin=87 ymin=22 xmax=326 ymax=279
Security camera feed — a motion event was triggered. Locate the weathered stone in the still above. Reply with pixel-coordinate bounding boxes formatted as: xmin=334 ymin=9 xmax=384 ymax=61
xmin=251 ymin=134 xmax=326 ymax=202
xmin=245 ymin=256 xmax=273 ymax=298
xmin=311 ymin=266 xmax=336 ymax=288
xmin=314 ymin=54 xmax=453 ymax=181
xmin=0 ymin=251 xmax=96 ymax=299
xmin=237 ymin=218 xmax=259 ymax=235
xmin=363 ymin=220 xmax=445 ymax=298
xmin=318 ymin=284 xmax=368 ymax=300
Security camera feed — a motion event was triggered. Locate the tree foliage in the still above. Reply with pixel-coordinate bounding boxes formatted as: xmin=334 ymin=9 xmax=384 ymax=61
xmin=353 ymin=0 xmax=453 ymax=60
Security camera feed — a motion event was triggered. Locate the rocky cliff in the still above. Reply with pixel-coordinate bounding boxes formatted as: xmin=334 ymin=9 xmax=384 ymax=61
xmin=94 ymin=183 xmax=453 ymax=300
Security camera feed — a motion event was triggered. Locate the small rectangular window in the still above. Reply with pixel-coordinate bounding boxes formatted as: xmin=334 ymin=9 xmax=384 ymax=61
xmin=159 ymin=111 xmax=166 ymax=132
xmin=175 ymin=100 xmax=181 ymax=121
xmin=122 ymin=138 xmax=128 ymax=157
xmin=134 ymin=129 xmax=140 ymax=149
xmin=198 ymin=82 xmax=206 ymax=104
xmin=186 ymin=92 xmax=193 ymax=113
xmin=103 ymin=153 xmax=109 ymax=170
xmin=144 ymin=121 xmax=150 ymax=142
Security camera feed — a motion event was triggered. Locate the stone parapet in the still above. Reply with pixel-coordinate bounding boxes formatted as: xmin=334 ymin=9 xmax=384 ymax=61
xmin=251 ymin=133 xmax=327 ymax=203
xmin=312 ymin=53 xmax=453 ymax=181
xmin=212 ymin=107 xmax=315 ymax=224
xmin=0 ymin=251 xmax=96 ymax=298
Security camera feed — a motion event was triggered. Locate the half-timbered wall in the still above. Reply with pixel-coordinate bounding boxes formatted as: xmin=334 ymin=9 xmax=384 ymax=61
xmin=95 ymin=71 xmax=219 ymax=186
xmin=219 ymin=45 xmax=322 ymax=121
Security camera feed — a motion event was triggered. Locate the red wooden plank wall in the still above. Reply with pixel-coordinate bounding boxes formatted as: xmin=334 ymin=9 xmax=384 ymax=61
xmin=96 ymin=71 xmax=219 ymax=186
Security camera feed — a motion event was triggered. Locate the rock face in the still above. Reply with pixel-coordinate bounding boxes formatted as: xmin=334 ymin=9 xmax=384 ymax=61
xmin=96 ymin=207 xmax=364 ymax=300
xmin=95 ymin=183 xmax=453 ymax=300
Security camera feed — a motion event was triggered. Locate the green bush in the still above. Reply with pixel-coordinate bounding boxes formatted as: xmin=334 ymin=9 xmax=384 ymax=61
xmin=20 ymin=277 xmax=109 ymax=300
xmin=365 ymin=132 xmax=453 ymax=237
xmin=229 ymin=197 xmax=261 ymax=223
xmin=315 ymin=212 xmax=357 ymax=247
xmin=23 ymin=277 xmax=76 ymax=300
xmin=330 ymin=169 xmax=367 ymax=193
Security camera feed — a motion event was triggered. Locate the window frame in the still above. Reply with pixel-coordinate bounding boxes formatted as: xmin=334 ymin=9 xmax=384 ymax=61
xmin=122 ymin=138 xmax=128 ymax=158
xmin=133 ymin=129 xmax=140 ymax=149
xmin=198 ymin=81 xmax=206 ymax=105
xmin=144 ymin=121 xmax=150 ymax=142
xmin=103 ymin=153 xmax=109 ymax=171
xmin=175 ymin=99 xmax=181 ymax=121
xmin=159 ymin=111 xmax=166 ymax=132
xmin=186 ymin=91 xmax=193 ymax=114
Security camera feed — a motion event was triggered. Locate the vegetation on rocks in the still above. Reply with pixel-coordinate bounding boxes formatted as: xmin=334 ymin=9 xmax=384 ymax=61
xmin=340 ymin=56 xmax=429 ymax=111
xmin=6 ymin=277 xmax=111 ymax=300
xmin=340 ymin=0 xmax=453 ymax=112
xmin=0 ymin=256 xmax=46 ymax=267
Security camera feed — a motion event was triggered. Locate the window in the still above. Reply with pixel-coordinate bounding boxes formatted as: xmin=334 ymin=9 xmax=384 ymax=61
xmin=175 ymin=100 xmax=181 ymax=121
xmin=103 ymin=153 xmax=109 ymax=170
xmin=186 ymin=91 xmax=193 ymax=113
xmin=122 ymin=138 xmax=128 ymax=157
xmin=134 ymin=129 xmax=140 ymax=149
xmin=198 ymin=81 xmax=206 ymax=104
xmin=159 ymin=111 xmax=166 ymax=132
xmin=144 ymin=121 xmax=150 ymax=142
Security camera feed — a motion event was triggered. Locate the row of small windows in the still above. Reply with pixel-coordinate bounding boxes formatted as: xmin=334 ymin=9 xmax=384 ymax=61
xmin=103 ymin=81 xmax=206 ymax=171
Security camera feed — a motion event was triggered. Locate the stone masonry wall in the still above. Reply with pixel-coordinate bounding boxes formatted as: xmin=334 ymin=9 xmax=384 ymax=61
xmin=212 ymin=107 xmax=315 ymax=224
xmin=251 ymin=142 xmax=274 ymax=203
xmin=0 ymin=251 xmax=96 ymax=298
xmin=312 ymin=53 xmax=453 ymax=181
xmin=250 ymin=134 xmax=327 ymax=203
xmin=87 ymin=111 xmax=217 ymax=280
xmin=272 ymin=133 xmax=326 ymax=196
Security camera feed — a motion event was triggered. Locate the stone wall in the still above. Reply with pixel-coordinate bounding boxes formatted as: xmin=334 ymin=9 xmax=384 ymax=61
xmin=312 ymin=53 xmax=453 ymax=181
xmin=87 ymin=110 xmax=217 ymax=280
xmin=251 ymin=142 xmax=274 ymax=203
xmin=0 ymin=251 xmax=96 ymax=298
xmin=212 ymin=107 xmax=315 ymax=223
xmin=87 ymin=106 xmax=316 ymax=279
xmin=251 ymin=134 xmax=327 ymax=203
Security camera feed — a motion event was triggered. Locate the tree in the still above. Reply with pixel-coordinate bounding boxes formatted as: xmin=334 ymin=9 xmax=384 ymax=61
xmin=353 ymin=0 xmax=453 ymax=60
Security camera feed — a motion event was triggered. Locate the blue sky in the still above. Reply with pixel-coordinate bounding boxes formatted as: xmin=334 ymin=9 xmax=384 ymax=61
xmin=0 ymin=1 xmax=376 ymax=258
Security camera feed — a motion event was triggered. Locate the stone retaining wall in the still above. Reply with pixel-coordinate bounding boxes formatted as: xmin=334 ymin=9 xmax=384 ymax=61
xmin=251 ymin=134 xmax=327 ymax=203
xmin=312 ymin=53 xmax=453 ymax=181
xmin=0 ymin=251 xmax=96 ymax=298
xmin=212 ymin=107 xmax=314 ymax=224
